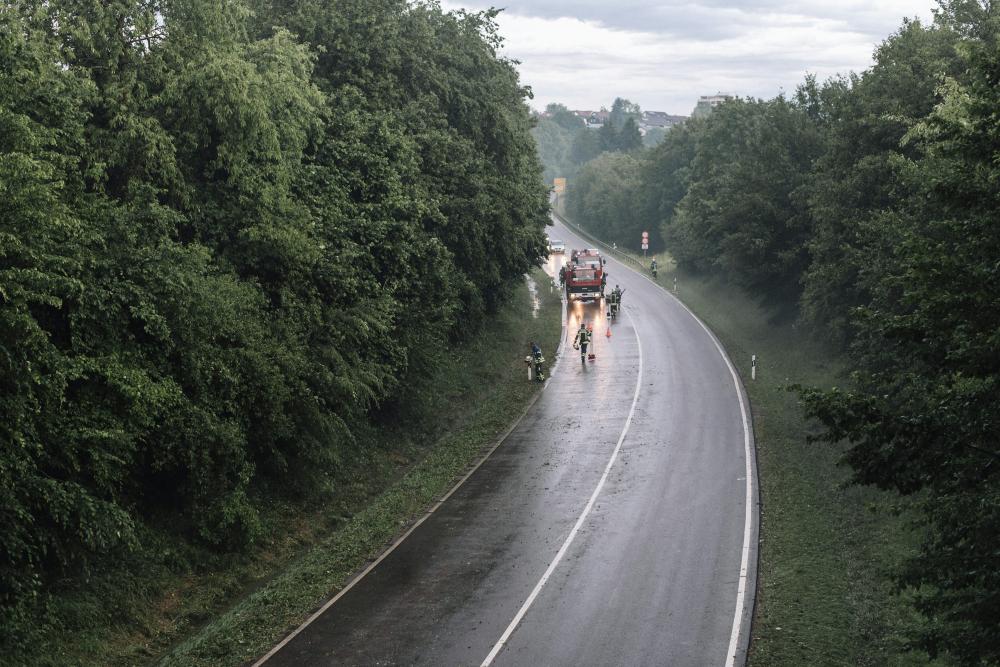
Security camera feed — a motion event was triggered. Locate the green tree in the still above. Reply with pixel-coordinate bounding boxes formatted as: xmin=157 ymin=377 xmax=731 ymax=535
xmin=667 ymin=98 xmax=822 ymax=303
xmin=642 ymin=126 xmax=668 ymax=148
xmin=0 ymin=5 xmax=101 ymax=624
xmin=532 ymin=117 xmax=576 ymax=183
xmin=644 ymin=119 xmax=701 ymax=251
xmin=802 ymin=4 xmax=1000 ymax=660
xmin=566 ymin=152 xmax=644 ymax=245
xmin=570 ymin=126 xmax=602 ymax=165
xmin=0 ymin=0 xmax=550 ymax=655
xmin=618 ymin=117 xmax=643 ymax=152
xmin=597 ymin=121 xmax=618 ymax=153
xmin=798 ymin=20 xmax=963 ymax=344
xmin=545 ymin=102 xmax=584 ymax=132
xmin=609 ymin=97 xmax=641 ymax=129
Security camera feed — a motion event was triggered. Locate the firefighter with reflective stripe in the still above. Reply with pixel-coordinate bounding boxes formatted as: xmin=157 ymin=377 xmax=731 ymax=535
xmin=573 ymin=322 xmax=592 ymax=362
xmin=608 ymin=284 xmax=624 ymax=319
xmin=530 ymin=341 xmax=545 ymax=381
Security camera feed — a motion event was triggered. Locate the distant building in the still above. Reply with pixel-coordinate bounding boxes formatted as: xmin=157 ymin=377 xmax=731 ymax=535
xmin=640 ymin=111 xmax=687 ymax=131
xmin=691 ymin=94 xmax=735 ymax=118
xmin=571 ymin=109 xmax=610 ymax=129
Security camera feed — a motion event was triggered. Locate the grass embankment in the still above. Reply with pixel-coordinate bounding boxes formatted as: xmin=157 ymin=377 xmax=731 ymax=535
xmin=35 ymin=269 xmax=561 ymax=667
xmin=656 ymin=268 xmax=932 ymax=666
xmin=554 ymin=210 xmax=935 ymax=665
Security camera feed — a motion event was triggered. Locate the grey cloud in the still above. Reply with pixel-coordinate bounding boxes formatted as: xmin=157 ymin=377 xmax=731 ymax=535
xmin=456 ymin=1 xmax=926 ymax=42
xmin=468 ymin=2 xmax=759 ymax=40
xmin=448 ymin=0 xmax=937 ymax=114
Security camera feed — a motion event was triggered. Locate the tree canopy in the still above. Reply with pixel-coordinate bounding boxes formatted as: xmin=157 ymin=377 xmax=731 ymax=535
xmin=531 ymin=97 xmax=648 ymax=184
xmin=0 ymin=0 xmax=548 ymax=654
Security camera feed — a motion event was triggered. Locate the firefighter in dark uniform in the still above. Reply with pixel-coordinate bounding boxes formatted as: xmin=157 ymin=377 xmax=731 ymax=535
xmin=608 ymin=284 xmax=624 ymax=318
xmin=573 ymin=322 xmax=592 ymax=362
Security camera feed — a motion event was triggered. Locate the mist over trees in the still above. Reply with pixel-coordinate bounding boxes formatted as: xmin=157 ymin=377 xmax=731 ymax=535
xmin=562 ymin=2 xmax=1000 ymax=661
xmin=0 ymin=0 xmax=548 ymax=654
xmin=532 ymin=97 xmax=647 ymax=183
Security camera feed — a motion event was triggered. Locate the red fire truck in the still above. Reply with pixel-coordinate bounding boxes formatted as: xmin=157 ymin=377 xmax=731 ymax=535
xmin=565 ymin=248 xmax=606 ymax=302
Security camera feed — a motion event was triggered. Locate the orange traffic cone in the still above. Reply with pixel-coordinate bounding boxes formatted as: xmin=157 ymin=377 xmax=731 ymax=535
xmin=606 ymin=326 xmax=612 ymax=338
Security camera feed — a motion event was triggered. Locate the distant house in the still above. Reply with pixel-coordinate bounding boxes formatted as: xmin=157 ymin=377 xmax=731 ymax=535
xmin=572 ymin=109 xmax=610 ymax=129
xmin=691 ymin=94 xmax=735 ymax=118
xmin=640 ymin=111 xmax=687 ymax=131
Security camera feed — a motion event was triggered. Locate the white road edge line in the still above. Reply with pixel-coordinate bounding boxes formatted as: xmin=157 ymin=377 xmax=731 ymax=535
xmin=691 ymin=316 xmax=751 ymax=667
xmin=606 ymin=240 xmax=753 ymax=665
xmin=254 ymin=275 xmax=568 ymax=667
xmin=480 ymin=305 xmax=645 ymax=667
xmin=554 ymin=216 xmax=755 ymax=666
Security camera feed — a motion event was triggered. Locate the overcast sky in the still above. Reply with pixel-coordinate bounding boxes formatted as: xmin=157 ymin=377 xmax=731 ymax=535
xmin=440 ymin=0 xmax=940 ymax=115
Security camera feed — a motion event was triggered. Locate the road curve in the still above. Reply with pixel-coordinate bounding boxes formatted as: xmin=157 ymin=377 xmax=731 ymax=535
xmin=256 ymin=216 xmax=758 ymax=666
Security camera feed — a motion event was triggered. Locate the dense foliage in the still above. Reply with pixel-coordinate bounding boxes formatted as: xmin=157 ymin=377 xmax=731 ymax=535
xmin=565 ymin=152 xmax=644 ymax=247
xmin=667 ymin=97 xmax=822 ymax=303
xmin=531 ymin=97 xmax=644 ymax=183
xmin=0 ymin=0 xmax=547 ymax=651
xmin=561 ymin=2 xmax=1000 ymax=661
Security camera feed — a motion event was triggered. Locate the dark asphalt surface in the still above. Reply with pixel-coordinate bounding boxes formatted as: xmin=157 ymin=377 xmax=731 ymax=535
xmin=258 ymin=218 xmax=758 ymax=667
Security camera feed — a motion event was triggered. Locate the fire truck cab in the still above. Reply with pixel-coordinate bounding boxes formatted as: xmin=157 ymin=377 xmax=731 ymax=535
xmin=565 ymin=249 xmax=606 ymax=302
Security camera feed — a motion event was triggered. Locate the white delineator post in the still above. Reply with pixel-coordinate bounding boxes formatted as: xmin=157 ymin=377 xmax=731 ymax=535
xmin=751 ymin=355 xmax=757 ymax=381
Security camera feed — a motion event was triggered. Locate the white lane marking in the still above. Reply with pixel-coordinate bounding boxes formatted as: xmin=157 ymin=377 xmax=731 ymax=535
xmin=255 ymin=277 xmax=565 ymax=666
xmin=554 ymin=218 xmax=756 ymax=666
xmin=688 ymin=314 xmax=752 ymax=667
xmin=480 ymin=306 xmax=645 ymax=666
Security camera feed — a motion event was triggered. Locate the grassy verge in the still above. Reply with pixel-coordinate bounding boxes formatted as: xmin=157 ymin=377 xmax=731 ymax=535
xmin=554 ymin=211 xmax=937 ymax=665
xmin=33 ymin=269 xmax=561 ymax=667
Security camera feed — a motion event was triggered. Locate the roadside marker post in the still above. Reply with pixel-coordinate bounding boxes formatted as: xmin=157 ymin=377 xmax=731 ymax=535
xmin=751 ymin=355 xmax=757 ymax=381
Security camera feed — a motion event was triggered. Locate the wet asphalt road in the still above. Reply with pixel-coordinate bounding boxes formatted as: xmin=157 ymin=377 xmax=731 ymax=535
xmin=258 ymin=218 xmax=758 ymax=666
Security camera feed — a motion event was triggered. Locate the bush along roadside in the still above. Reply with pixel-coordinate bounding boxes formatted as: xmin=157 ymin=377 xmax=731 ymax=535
xmin=153 ymin=269 xmax=563 ymax=667
xmin=554 ymin=211 xmax=936 ymax=666
xmin=16 ymin=270 xmax=561 ymax=667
